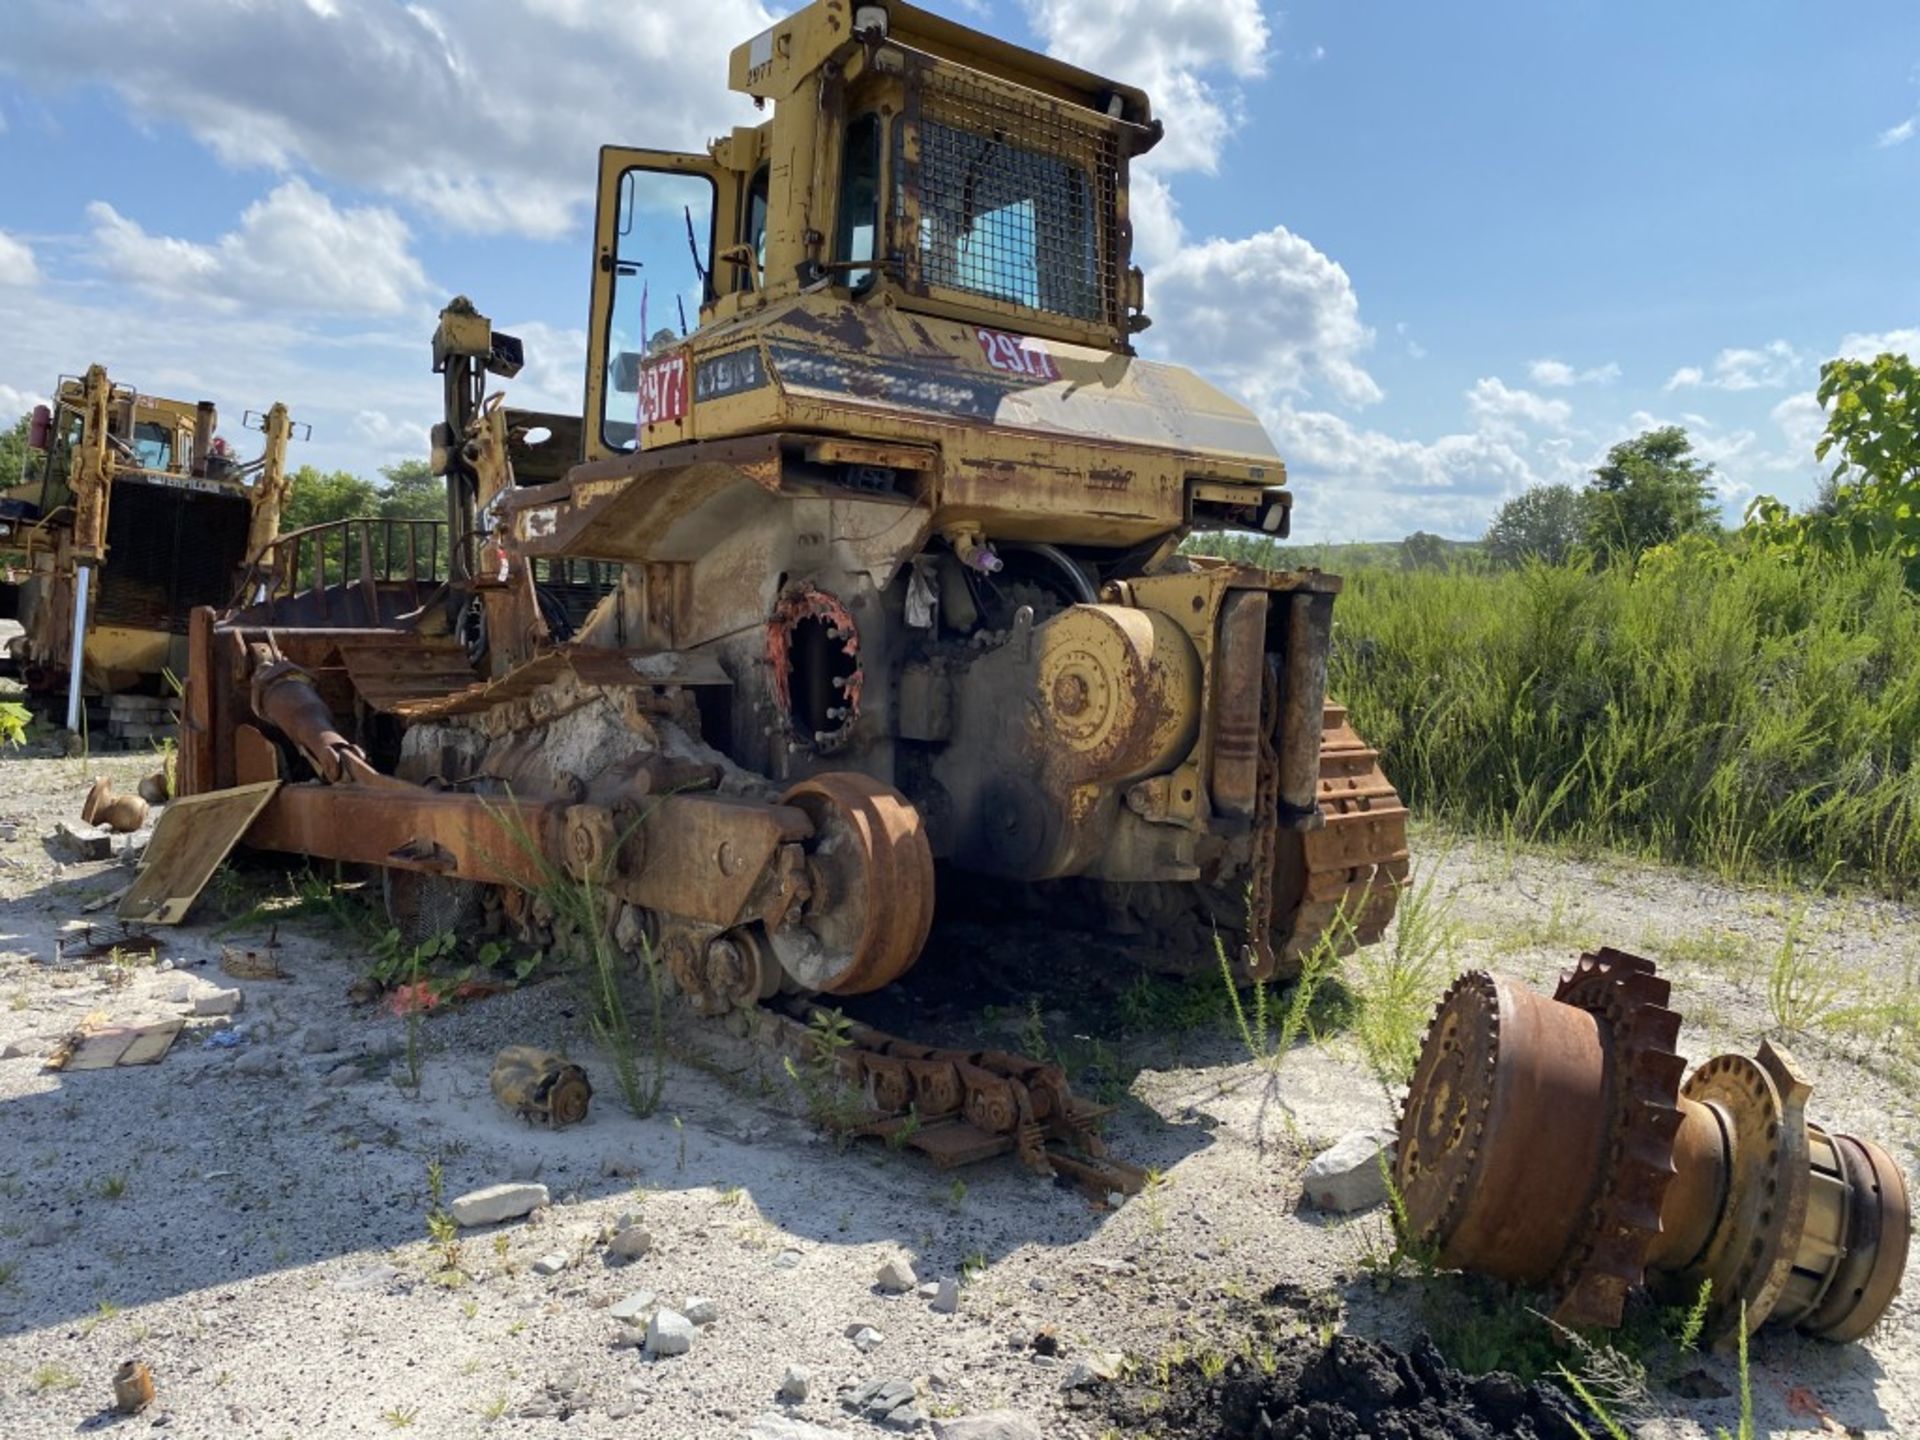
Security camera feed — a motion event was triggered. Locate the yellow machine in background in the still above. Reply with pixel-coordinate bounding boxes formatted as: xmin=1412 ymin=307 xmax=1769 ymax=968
xmin=0 ymin=365 xmax=303 ymax=734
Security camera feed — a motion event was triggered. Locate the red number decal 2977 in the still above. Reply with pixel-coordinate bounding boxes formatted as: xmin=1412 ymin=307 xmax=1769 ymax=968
xmin=639 ymin=353 xmax=689 ymax=426
xmin=975 ymin=328 xmax=1060 ymax=382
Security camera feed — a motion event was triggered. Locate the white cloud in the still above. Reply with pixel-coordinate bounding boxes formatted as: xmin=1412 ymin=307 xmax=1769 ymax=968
xmin=1265 ymin=401 xmax=1588 ymax=540
xmin=352 ymin=409 xmax=432 ymax=463
xmin=0 ymin=383 xmax=45 ymax=423
xmin=1465 ymin=376 xmax=1572 ymax=434
xmin=1145 ymin=226 xmax=1381 ymax=408
xmin=499 ymin=320 xmax=589 ymax=417
xmin=1836 ymin=327 xmax=1920 ymax=360
xmin=87 ymin=179 xmax=429 ymax=317
xmin=1528 ymin=357 xmax=1619 ymax=387
xmin=0 ymin=230 xmax=39 ymax=286
xmin=2 ymin=0 xmax=772 ymax=239
xmin=1878 ymin=117 xmax=1916 ymax=147
xmin=1024 ymin=0 xmax=1268 ymax=174
xmin=1771 ymin=391 xmax=1825 ymax=460
xmin=1128 ymin=169 xmax=1186 ymax=270
xmin=1664 ymin=339 xmax=1799 ymax=392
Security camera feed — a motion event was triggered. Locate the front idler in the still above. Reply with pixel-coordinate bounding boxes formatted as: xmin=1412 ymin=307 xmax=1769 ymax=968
xmin=1395 ymin=948 xmax=1909 ymax=1345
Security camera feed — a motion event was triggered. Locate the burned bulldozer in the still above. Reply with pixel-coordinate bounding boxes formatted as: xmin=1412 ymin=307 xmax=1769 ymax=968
xmin=153 ymin=0 xmax=1407 ymax=1182
xmin=0 ymin=365 xmax=302 ymax=734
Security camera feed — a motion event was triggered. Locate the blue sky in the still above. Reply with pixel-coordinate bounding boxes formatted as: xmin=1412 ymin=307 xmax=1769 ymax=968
xmin=1 ymin=0 xmax=1915 ymax=540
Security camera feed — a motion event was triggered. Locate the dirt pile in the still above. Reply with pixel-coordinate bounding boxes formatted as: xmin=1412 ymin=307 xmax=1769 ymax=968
xmin=1101 ymin=1331 xmax=1587 ymax=1440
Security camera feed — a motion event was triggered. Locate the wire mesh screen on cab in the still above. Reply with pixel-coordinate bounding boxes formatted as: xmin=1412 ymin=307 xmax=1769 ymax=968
xmin=898 ymin=72 xmax=1119 ymax=327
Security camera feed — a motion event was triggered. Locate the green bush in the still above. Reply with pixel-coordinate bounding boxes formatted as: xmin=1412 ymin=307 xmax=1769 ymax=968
xmin=1331 ymin=545 xmax=1920 ymax=893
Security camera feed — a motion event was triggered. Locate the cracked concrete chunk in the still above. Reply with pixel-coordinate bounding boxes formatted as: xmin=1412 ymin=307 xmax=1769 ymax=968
xmin=1301 ymin=1129 xmax=1397 ymax=1214
xmin=449 ymin=1182 xmax=549 ymax=1227
xmin=645 ymin=1307 xmax=695 ymax=1357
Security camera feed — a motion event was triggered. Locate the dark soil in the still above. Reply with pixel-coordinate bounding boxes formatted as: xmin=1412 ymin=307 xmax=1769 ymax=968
xmin=1100 ymin=1331 xmax=1588 ymax=1440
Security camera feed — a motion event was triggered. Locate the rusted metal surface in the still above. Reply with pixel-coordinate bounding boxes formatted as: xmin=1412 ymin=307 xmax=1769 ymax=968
xmin=622 ymin=793 xmax=813 ymax=931
xmin=760 ymin=1001 xmax=1145 ymax=1199
xmin=490 ymin=1045 xmax=593 ymax=1127
xmin=1273 ymin=704 xmax=1409 ymax=968
xmin=244 ymin=784 xmax=565 ymax=889
xmin=1397 ymin=951 xmax=1911 ymax=1345
xmin=771 ymin=772 xmax=934 ymax=996
xmin=767 ymin=584 xmax=863 ymax=753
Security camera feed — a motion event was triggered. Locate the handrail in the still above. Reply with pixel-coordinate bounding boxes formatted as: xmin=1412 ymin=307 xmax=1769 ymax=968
xmin=235 ymin=515 xmax=449 ymax=623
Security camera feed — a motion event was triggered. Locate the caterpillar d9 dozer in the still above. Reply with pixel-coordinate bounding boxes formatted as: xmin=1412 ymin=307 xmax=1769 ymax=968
xmin=159 ymin=0 xmax=1407 ymax=1184
xmin=0 ymin=365 xmax=302 ymax=733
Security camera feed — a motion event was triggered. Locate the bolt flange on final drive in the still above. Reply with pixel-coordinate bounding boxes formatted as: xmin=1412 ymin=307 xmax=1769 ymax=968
xmin=1394 ymin=948 xmax=1910 ymax=1345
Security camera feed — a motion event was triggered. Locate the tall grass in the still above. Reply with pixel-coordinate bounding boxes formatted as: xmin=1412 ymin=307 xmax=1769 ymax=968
xmin=1330 ymin=547 xmax=1920 ymax=894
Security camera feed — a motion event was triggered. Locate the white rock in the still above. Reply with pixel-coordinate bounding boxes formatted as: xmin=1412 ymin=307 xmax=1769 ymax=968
xmin=930 ymin=1277 xmax=960 ymax=1314
xmin=333 ymin=1263 xmax=403 ymax=1292
xmin=608 ymin=1223 xmax=653 ymax=1258
xmin=849 ymin=1325 xmax=885 ymax=1353
xmin=1061 ymin=1352 xmax=1123 ymax=1389
xmin=683 ymin=1295 xmax=719 ymax=1326
xmin=233 ymin=1048 xmax=279 ymax=1077
xmin=772 ymin=1247 xmax=804 ymax=1269
xmin=609 ymin=1290 xmax=656 ymax=1324
xmin=748 ymin=1414 xmax=845 ymax=1440
xmin=531 ymin=1253 xmax=569 ymax=1276
xmin=645 ymin=1307 xmax=695 ymax=1357
xmin=1300 ymin=1128 xmax=1398 ymax=1214
xmin=876 ymin=1256 xmax=918 ymax=1293
xmin=192 ymin=987 xmax=244 ymax=1017
xmin=449 ymin=1182 xmax=549 ymax=1227
xmin=935 ymin=1414 xmax=1045 ymax=1440
xmin=916 ymin=1282 xmax=941 ymax=1300
xmin=778 ymin=1363 xmax=811 ymax=1402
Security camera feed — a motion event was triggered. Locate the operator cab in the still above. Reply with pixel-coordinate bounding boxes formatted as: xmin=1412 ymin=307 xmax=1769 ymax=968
xmin=586 ymin=0 xmax=1159 ymax=459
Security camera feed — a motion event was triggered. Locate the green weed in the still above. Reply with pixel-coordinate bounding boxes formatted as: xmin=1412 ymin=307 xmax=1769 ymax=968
xmin=1329 ymin=550 xmax=1920 ymax=897
xmin=1766 ymin=907 xmax=1845 ymax=1034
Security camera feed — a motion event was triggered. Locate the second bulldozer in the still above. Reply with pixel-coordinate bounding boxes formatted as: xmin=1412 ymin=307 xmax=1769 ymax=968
xmin=156 ymin=0 xmax=1407 ymax=1177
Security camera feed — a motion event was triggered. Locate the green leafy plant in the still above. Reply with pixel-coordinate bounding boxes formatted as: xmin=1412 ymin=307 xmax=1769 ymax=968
xmin=1748 ymin=351 xmax=1920 ymax=586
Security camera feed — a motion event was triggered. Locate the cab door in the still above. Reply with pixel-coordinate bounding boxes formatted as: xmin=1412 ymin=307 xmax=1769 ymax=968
xmin=585 ymin=148 xmax=731 ymax=462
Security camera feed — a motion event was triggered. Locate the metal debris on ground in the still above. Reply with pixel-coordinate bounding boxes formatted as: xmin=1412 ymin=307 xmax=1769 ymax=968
xmin=491 ymin=1045 xmax=593 ymax=1127
xmin=220 ymin=933 xmax=287 ymax=980
xmin=54 ymin=922 xmax=161 ymax=963
xmin=1397 ymin=948 xmax=1911 ymax=1346
xmin=81 ymin=776 xmax=149 ymax=834
xmin=111 ymin=1359 xmax=155 ymax=1415
xmin=46 ymin=1019 xmax=184 ymax=1071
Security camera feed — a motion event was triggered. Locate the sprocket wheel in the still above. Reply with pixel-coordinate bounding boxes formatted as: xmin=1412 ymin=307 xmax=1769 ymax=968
xmin=1548 ymin=948 xmax=1688 ymax=1328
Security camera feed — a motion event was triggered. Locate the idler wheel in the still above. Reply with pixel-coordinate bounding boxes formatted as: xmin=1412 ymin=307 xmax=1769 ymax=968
xmin=771 ymin=772 xmax=934 ymax=996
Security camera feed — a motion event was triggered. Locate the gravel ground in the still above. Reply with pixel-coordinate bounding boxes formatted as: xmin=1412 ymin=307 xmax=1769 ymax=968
xmin=0 ymin=747 xmax=1914 ymax=1438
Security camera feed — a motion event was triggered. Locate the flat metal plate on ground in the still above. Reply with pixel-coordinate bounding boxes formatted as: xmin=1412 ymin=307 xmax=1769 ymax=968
xmin=55 ymin=1018 xmax=184 ymax=1070
xmin=117 ymin=782 xmax=281 ymax=926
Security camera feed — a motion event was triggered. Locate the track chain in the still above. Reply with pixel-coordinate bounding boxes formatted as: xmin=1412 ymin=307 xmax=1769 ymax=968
xmin=752 ymin=1000 xmax=1148 ymax=1200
